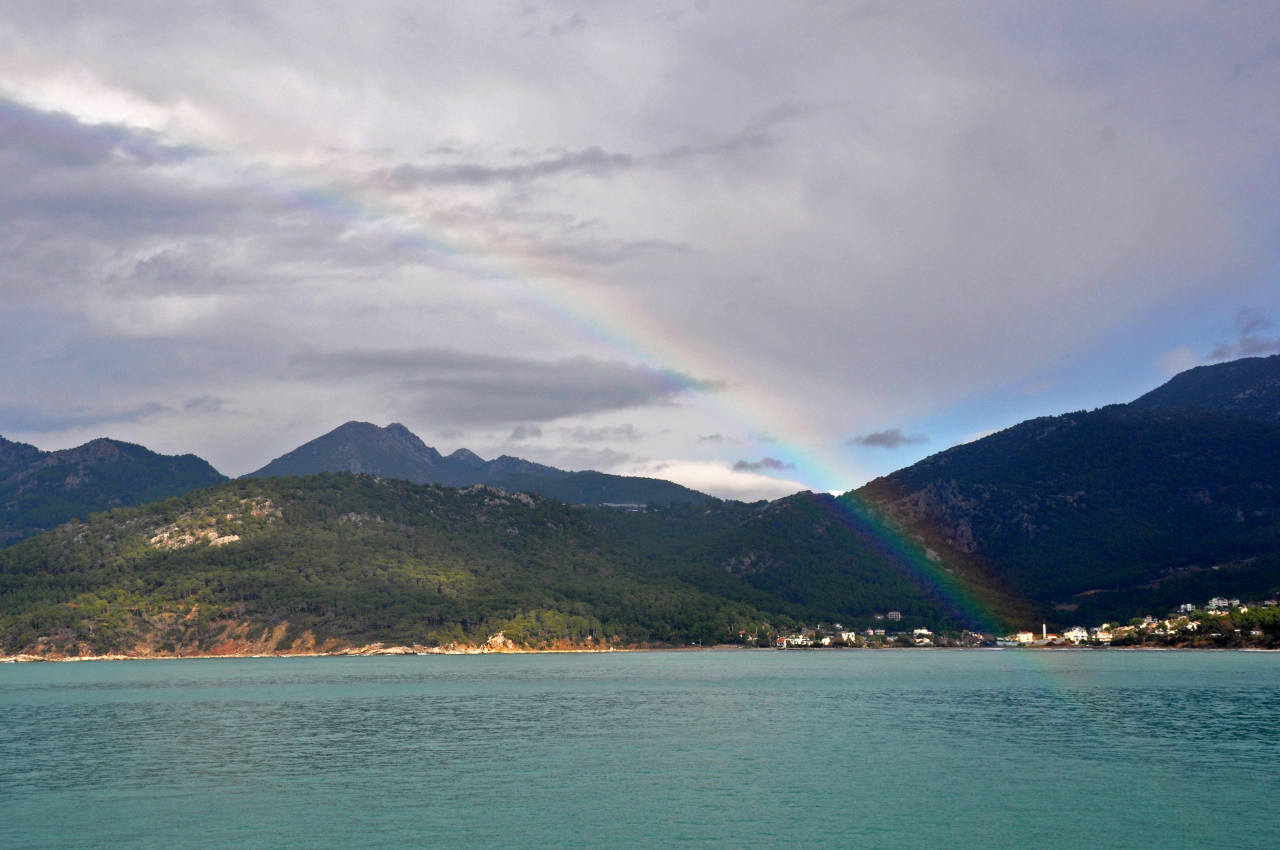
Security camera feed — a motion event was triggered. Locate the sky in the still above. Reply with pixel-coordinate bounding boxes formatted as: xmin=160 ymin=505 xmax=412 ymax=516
xmin=1 ymin=2 xmax=1278 ymax=501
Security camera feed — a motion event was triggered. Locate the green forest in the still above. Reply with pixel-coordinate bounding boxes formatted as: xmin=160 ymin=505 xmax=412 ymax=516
xmin=0 ymin=474 xmax=992 ymax=656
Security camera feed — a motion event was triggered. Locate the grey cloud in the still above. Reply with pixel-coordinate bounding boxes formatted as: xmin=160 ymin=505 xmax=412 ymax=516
xmin=653 ymin=132 xmax=773 ymax=165
xmin=848 ymin=429 xmax=929 ymax=449
xmin=541 ymin=447 xmax=633 ymax=472
xmin=375 ymin=101 xmax=802 ymax=195
xmin=697 ymin=433 xmax=725 ymax=443
xmin=560 ymin=424 xmax=641 ymax=443
xmin=1208 ymin=309 xmax=1280 ymax=361
xmin=545 ymin=237 xmax=691 ymax=267
xmin=0 ymin=97 xmax=200 ymax=169
xmin=508 ymin=424 xmax=543 ymax=441
xmin=1 ymin=3 xmax=1277 ymax=494
xmin=733 ymin=457 xmax=794 ymax=472
xmin=651 ymin=104 xmax=809 ymax=167
xmin=0 ymin=101 xmax=411 ymax=305
xmin=0 ymin=401 xmax=170 ymax=433
xmin=1229 ymin=40 xmax=1280 ymax=81
xmin=549 ymin=11 xmax=588 ymax=37
xmin=379 ymin=146 xmax=633 ymax=190
xmin=291 ymin=347 xmax=722 ymax=424
xmin=183 ymin=395 xmax=229 ymax=414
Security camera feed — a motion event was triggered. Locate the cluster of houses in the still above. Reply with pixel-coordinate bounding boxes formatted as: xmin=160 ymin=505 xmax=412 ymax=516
xmin=772 ymin=612 xmax=979 ymax=648
xmin=766 ymin=596 xmax=1278 ymax=649
xmin=773 ymin=624 xmax=980 ymax=648
xmin=999 ymin=597 xmax=1277 ymax=646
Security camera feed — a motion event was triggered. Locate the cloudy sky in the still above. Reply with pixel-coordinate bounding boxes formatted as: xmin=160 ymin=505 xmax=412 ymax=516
xmin=2 ymin=2 xmax=1278 ymax=500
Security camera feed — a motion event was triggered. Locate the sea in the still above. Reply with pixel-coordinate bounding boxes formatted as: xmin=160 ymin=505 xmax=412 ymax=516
xmin=2 ymin=649 xmax=1278 ymax=849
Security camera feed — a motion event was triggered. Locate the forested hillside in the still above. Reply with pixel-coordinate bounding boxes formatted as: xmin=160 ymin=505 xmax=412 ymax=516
xmin=0 ymin=436 xmax=227 ymax=548
xmin=0 ymin=474 xmax=996 ymax=657
xmin=856 ymin=355 xmax=1280 ymax=624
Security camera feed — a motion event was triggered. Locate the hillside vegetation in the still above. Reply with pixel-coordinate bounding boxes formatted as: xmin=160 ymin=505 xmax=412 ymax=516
xmin=0 ymin=474 xmax=994 ymax=657
xmin=856 ymin=354 xmax=1280 ymax=624
xmin=0 ymin=436 xmax=227 ymax=548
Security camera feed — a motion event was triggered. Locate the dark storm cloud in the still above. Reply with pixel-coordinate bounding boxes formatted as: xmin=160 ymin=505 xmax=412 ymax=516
xmin=733 ymin=457 xmax=794 ymax=472
xmin=291 ymin=347 xmax=722 ymax=424
xmin=848 ymin=429 xmax=928 ymax=449
xmin=1208 ymin=309 xmax=1280 ymax=361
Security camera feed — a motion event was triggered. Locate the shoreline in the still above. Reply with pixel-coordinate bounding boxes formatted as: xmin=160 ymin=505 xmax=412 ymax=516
xmin=3 ymin=644 xmax=1276 ymax=663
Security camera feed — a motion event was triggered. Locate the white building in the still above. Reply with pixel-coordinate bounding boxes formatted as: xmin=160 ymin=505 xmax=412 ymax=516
xmin=1063 ymin=626 xmax=1089 ymax=644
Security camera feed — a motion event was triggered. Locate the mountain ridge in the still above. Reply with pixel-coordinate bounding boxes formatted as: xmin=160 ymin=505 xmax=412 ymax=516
xmin=0 ymin=435 xmax=227 ymax=547
xmin=245 ymin=420 xmax=711 ymax=506
xmin=853 ymin=354 xmax=1280 ymax=623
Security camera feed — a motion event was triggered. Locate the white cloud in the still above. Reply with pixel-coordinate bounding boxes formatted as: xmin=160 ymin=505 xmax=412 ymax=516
xmin=628 ymin=459 xmax=807 ymax=502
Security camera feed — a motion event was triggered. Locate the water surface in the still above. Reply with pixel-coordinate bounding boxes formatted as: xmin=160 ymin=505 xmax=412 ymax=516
xmin=3 ymin=650 xmax=1277 ymax=848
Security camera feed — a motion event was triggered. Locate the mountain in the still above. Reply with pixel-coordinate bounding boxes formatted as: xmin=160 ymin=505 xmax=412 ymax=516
xmin=0 ymin=436 xmax=227 ymax=547
xmin=247 ymin=421 xmax=449 ymax=481
xmin=246 ymin=420 xmax=711 ymax=506
xmin=0 ymin=473 xmax=1004 ymax=657
xmin=855 ymin=354 xmax=1280 ymax=624
xmin=1130 ymin=352 xmax=1280 ymax=422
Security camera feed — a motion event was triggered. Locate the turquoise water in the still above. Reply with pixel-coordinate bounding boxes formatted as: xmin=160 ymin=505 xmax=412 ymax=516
xmin=2 ymin=650 xmax=1278 ymax=848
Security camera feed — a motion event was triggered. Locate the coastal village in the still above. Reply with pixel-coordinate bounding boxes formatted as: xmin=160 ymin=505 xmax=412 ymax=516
xmin=769 ymin=596 xmax=1280 ymax=650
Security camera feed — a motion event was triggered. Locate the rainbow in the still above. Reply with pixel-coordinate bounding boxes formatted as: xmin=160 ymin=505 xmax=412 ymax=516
xmin=6 ymin=88 xmax=1021 ymax=632
xmin=231 ymin=148 xmax=1028 ymax=631
xmin=225 ymin=149 xmax=856 ymax=488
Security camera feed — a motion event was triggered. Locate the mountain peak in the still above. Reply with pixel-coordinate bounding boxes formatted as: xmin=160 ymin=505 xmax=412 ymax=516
xmin=1 ymin=436 xmax=225 ymax=547
xmin=1131 ymin=353 xmax=1280 ymax=422
xmin=245 ymin=423 xmax=710 ymax=505
xmin=447 ymin=448 xmax=485 ymax=468
xmin=246 ymin=421 xmax=443 ymax=481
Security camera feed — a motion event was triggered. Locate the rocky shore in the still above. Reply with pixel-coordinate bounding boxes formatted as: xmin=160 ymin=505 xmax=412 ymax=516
xmin=0 ymin=630 xmax=635 ymax=662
